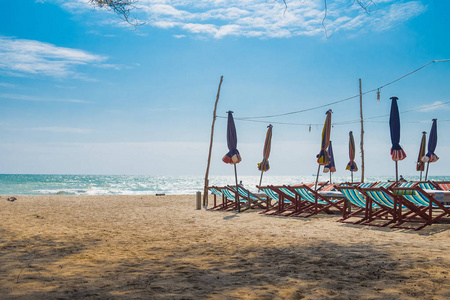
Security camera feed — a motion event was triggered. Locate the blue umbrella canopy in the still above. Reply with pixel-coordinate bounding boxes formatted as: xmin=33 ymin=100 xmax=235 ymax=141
xmin=222 ymin=111 xmax=242 ymax=164
xmin=422 ymin=119 xmax=439 ymax=163
xmin=389 ymin=97 xmax=407 ymax=161
xmin=323 ymin=141 xmax=336 ymax=173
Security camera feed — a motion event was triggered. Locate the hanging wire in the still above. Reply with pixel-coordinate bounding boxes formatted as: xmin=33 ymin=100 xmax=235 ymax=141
xmin=232 ymin=59 xmax=449 ymax=120
xmin=218 ymin=100 xmax=450 ymax=127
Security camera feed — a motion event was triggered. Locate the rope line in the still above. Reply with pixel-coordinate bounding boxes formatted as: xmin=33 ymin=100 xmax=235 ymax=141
xmin=233 ymin=59 xmax=450 ymax=120
xmin=218 ymin=100 xmax=450 ymax=127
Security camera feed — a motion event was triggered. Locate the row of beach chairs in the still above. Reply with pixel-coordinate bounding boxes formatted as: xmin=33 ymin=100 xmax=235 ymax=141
xmin=208 ymin=181 xmax=450 ymax=230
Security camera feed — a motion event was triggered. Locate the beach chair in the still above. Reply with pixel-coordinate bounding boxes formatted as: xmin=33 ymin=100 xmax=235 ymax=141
xmin=334 ymin=185 xmax=379 ymax=224
xmin=285 ymin=184 xmax=346 ymax=217
xmin=208 ymin=186 xmax=235 ymax=210
xmin=226 ymin=186 xmax=267 ymax=211
xmin=362 ymin=186 xmax=432 ymax=230
xmin=392 ymin=186 xmax=450 ymax=228
xmin=414 ymin=181 xmax=440 ymax=190
xmin=434 ymin=181 xmax=450 ymax=191
xmin=258 ymin=185 xmax=312 ymax=216
xmin=219 ymin=187 xmax=247 ymax=212
xmin=257 ymin=186 xmax=280 ymax=213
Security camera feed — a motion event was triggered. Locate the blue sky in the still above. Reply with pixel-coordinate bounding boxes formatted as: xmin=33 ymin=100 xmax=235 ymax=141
xmin=0 ymin=0 xmax=449 ymax=178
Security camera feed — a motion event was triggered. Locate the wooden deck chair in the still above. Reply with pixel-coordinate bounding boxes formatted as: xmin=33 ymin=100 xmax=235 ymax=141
xmin=286 ymin=185 xmax=346 ymax=217
xmin=227 ymin=186 xmax=267 ymax=211
xmin=434 ymin=181 xmax=450 ymax=191
xmin=260 ymin=185 xmax=312 ymax=216
xmin=208 ymin=186 xmax=229 ymax=210
xmin=208 ymin=186 xmax=237 ymax=210
xmin=374 ymin=181 xmax=395 ymax=189
xmin=434 ymin=181 xmax=450 ymax=204
xmin=334 ymin=185 xmax=379 ymax=224
xmin=256 ymin=186 xmax=280 ymax=213
xmin=362 ymin=186 xmax=431 ymax=230
xmin=414 ymin=181 xmax=440 ymax=190
xmin=392 ymin=186 xmax=450 ymax=228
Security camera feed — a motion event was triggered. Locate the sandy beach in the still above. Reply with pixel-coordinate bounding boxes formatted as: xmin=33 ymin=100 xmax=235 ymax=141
xmin=1 ymin=194 xmax=449 ymax=299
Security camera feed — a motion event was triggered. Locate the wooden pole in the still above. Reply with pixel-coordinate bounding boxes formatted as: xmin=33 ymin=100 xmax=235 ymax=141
xmin=203 ymin=76 xmax=223 ymax=207
xmin=234 ymin=164 xmax=240 ymax=212
xmin=314 ymin=165 xmax=321 ymax=214
xmin=395 ymin=161 xmax=399 ymax=183
xmin=359 ymin=78 xmax=365 ymax=183
xmin=258 ymin=171 xmax=264 ymax=191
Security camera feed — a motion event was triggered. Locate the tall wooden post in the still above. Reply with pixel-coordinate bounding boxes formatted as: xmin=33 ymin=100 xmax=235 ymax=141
xmin=359 ymin=78 xmax=365 ymax=183
xmin=203 ymin=76 xmax=223 ymax=207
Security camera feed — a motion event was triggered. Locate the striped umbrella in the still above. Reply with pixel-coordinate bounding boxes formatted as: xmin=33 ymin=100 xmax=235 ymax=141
xmin=222 ymin=111 xmax=242 ymax=211
xmin=315 ymin=109 xmax=332 ymax=191
xmin=258 ymin=124 xmax=273 ymax=188
xmin=416 ymin=131 xmax=427 ymax=180
xmin=389 ymin=96 xmax=406 ymax=183
xmin=346 ymin=131 xmax=358 ymax=182
xmin=422 ymin=119 xmax=439 ymax=180
xmin=323 ymin=140 xmax=336 ymax=184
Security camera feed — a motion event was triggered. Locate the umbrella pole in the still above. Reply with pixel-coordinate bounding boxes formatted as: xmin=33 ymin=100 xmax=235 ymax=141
xmin=420 ymin=170 xmax=422 ymax=181
xmin=329 ymin=172 xmax=332 ymax=184
xmin=425 ymin=162 xmax=430 ymax=181
xmin=314 ymin=165 xmax=321 ymax=213
xmin=234 ymin=164 xmax=240 ymax=212
xmin=258 ymin=171 xmax=264 ymax=191
xmin=395 ymin=161 xmax=399 ymax=183
xmin=351 ymin=171 xmax=353 ymax=183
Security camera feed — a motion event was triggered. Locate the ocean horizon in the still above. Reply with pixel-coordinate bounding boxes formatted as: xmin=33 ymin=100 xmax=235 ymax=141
xmin=0 ymin=174 xmax=449 ymax=196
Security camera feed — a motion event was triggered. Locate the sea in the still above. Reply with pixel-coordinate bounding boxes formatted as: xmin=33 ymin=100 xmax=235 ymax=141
xmin=0 ymin=174 xmax=449 ymax=196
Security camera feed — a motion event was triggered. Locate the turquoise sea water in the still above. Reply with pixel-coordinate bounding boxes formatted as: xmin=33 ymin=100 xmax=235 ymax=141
xmin=0 ymin=174 xmax=449 ymax=196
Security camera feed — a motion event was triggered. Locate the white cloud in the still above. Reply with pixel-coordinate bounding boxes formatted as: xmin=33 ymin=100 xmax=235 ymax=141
xmin=417 ymin=101 xmax=450 ymax=112
xmin=0 ymin=93 xmax=92 ymax=104
xmin=31 ymin=127 xmax=93 ymax=134
xmin=0 ymin=36 xmax=109 ymax=78
xmin=56 ymin=0 xmax=427 ymax=39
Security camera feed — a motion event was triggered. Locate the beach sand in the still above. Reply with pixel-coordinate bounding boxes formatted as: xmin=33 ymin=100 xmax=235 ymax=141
xmin=1 ymin=195 xmax=449 ymax=299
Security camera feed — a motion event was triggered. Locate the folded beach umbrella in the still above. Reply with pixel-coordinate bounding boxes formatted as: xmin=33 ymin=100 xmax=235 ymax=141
xmin=317 ymin=109 xmax=332 ymax=165
xmin=422 ymin=119 xmax=439 ymax=180
xmin=222 ymin=111 xmax=242 ymax=165
xmin=222 ymin=111 xmax=242 ymax=210
xmin=315 ymin=109 xmax=332 ymax=190
xmin=258 ymin=124 xmax=273 ymax=188
xmin=416 ymin=131 xmax=427 ymax=180
xmin=323 ymin=140 xmax=336 ymax=183
xmin=346 ymin=131 xmax=358 ymax=182
xmin=389 ymin=96 xmax=406 ymax=182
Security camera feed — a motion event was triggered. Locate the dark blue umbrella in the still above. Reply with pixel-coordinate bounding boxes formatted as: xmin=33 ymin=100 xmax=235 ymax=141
xmin=222 ymin=111 xmax=242 ymax=164
xmin=222 ymin=111 xmax=242 ymax=211
xmin=323 ymin=140 xmax=336 ymax=183
xmin=423 ymin=119 xmax=439 ymax=180
xmin=389 ymin=97 xmax=406 ymax=182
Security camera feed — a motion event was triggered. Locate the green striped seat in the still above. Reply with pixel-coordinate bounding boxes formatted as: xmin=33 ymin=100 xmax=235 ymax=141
xmin=340 ymin=188 xmax=380 ymax=209
xmin=293 ymin=187 xmax=328 ymax=205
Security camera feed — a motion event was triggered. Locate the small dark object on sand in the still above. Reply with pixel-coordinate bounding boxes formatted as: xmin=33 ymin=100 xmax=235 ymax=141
xmin=156 ymin=193 xmax=165 ymax=196
xmin=7 ymin=197 xmax=17 ymax=202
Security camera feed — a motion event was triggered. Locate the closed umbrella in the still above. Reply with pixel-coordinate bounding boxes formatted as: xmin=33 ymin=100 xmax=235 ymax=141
xmin=422 ymin=119 xmax=439 ymax=180
xmin=389 ymin=96 xmax=407 ymax=183
xmin=258 ymin=124 xmax=273 ymax=189
xmin=222 ymin=111 xmax=242 ymax=210
xmin=315 ymin=109 xmax=332 ymax=190
xmin=416 ymin=131 xmax=427 ymax=181
xmin=346 ymin=131 xmax=358 ymax=183
xmin=323 ymin=140 xmax=336 ymax=184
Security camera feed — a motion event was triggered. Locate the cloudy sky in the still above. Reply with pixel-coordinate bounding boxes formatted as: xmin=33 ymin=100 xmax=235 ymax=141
xmin=0 ymin=0 xmax=449 ymax=178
